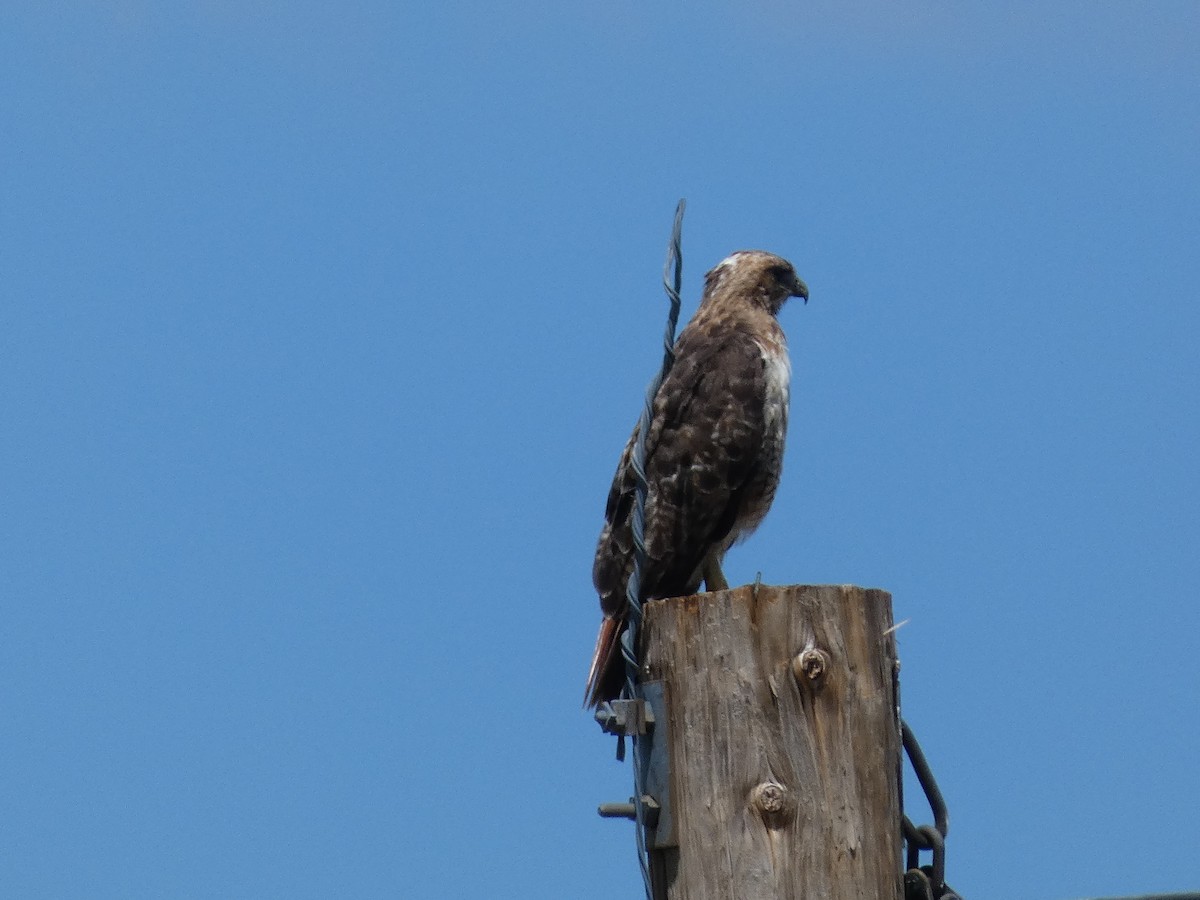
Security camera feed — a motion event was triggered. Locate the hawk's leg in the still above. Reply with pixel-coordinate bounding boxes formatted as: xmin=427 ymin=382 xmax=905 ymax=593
xmin=701 ymin=552 xmax=729 ymax=592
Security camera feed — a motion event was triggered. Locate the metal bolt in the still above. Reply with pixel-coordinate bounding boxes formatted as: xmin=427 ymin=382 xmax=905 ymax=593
xmin=598 ymin=802 xmax=637 ymax=820
xmin=597 ymin=795 xmax=661 ymax=828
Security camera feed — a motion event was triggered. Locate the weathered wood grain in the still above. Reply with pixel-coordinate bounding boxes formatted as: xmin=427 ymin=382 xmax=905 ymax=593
xmin=641 ymin=584 xmax=901 ymax=900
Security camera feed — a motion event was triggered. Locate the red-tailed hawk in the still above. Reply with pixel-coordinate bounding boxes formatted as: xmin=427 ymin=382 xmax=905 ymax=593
xmin=586 ymin=250 xmax=809 ymax=707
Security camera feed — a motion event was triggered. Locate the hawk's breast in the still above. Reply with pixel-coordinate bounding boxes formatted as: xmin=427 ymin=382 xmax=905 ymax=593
xmin=758 ymin=337 xmax=791 ymax=436
xmin=725 ymin=335 xmax=789 ymax=545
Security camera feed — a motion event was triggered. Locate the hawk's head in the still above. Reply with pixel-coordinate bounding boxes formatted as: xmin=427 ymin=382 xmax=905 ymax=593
xmin=702 ymin=250 xmax=809 ymax=316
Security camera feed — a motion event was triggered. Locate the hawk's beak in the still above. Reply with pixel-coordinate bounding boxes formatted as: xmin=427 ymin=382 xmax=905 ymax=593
xmin=791 ymin=276 xmax=809 ymax=304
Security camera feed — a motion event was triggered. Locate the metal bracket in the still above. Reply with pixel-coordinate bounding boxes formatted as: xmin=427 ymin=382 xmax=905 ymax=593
xmin=595 ymin=680 xmax=676 ymax=849
xmin=594 ymin=698 xmax=654 ymax=736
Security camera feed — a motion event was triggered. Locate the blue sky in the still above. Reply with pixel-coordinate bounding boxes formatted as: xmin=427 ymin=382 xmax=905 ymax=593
xmin=2 ymin=3 xmax=1198 ymax=898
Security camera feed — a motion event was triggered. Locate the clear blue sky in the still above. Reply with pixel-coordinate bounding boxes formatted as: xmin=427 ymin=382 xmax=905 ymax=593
xmin=2 ymin=3 xmax=1197 ymax=898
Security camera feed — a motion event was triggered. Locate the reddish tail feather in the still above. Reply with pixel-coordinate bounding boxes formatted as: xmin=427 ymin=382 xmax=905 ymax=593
xmin=584 ymin=616 xmax=626 ymax=708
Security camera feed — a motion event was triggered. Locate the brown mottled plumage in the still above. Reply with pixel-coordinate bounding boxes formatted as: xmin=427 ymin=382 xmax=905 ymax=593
xmin=586 ymin=250 xmax=809 ymax=707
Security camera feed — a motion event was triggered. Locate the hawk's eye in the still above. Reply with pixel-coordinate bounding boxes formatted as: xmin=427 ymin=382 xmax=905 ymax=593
xmin=768 ymin=264 xmax=791 ymax=282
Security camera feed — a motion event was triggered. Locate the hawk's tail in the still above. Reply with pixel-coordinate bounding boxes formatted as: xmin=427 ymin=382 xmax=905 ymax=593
xmin=584 ymin=616 xmax=625 ymax=709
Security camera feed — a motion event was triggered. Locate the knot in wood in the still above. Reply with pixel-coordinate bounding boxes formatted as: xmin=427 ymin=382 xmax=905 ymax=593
xmin=750 ymin=781 xmax=794 ymax=828
xmin=792 ymin=647 xmax=831 ymax=688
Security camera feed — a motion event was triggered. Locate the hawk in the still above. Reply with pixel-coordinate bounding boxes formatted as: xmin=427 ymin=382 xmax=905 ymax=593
xmin=586 ymin=250 xmax=809 ymax=707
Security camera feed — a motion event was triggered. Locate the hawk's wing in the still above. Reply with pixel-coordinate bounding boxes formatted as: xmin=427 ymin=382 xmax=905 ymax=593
xmin=592 ymin=326 xmax=770 ymax=615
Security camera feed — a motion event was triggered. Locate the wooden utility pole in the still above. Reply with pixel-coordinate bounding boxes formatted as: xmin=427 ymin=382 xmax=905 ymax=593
xmin=637 ymin=583 xmax=902 ymax=900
